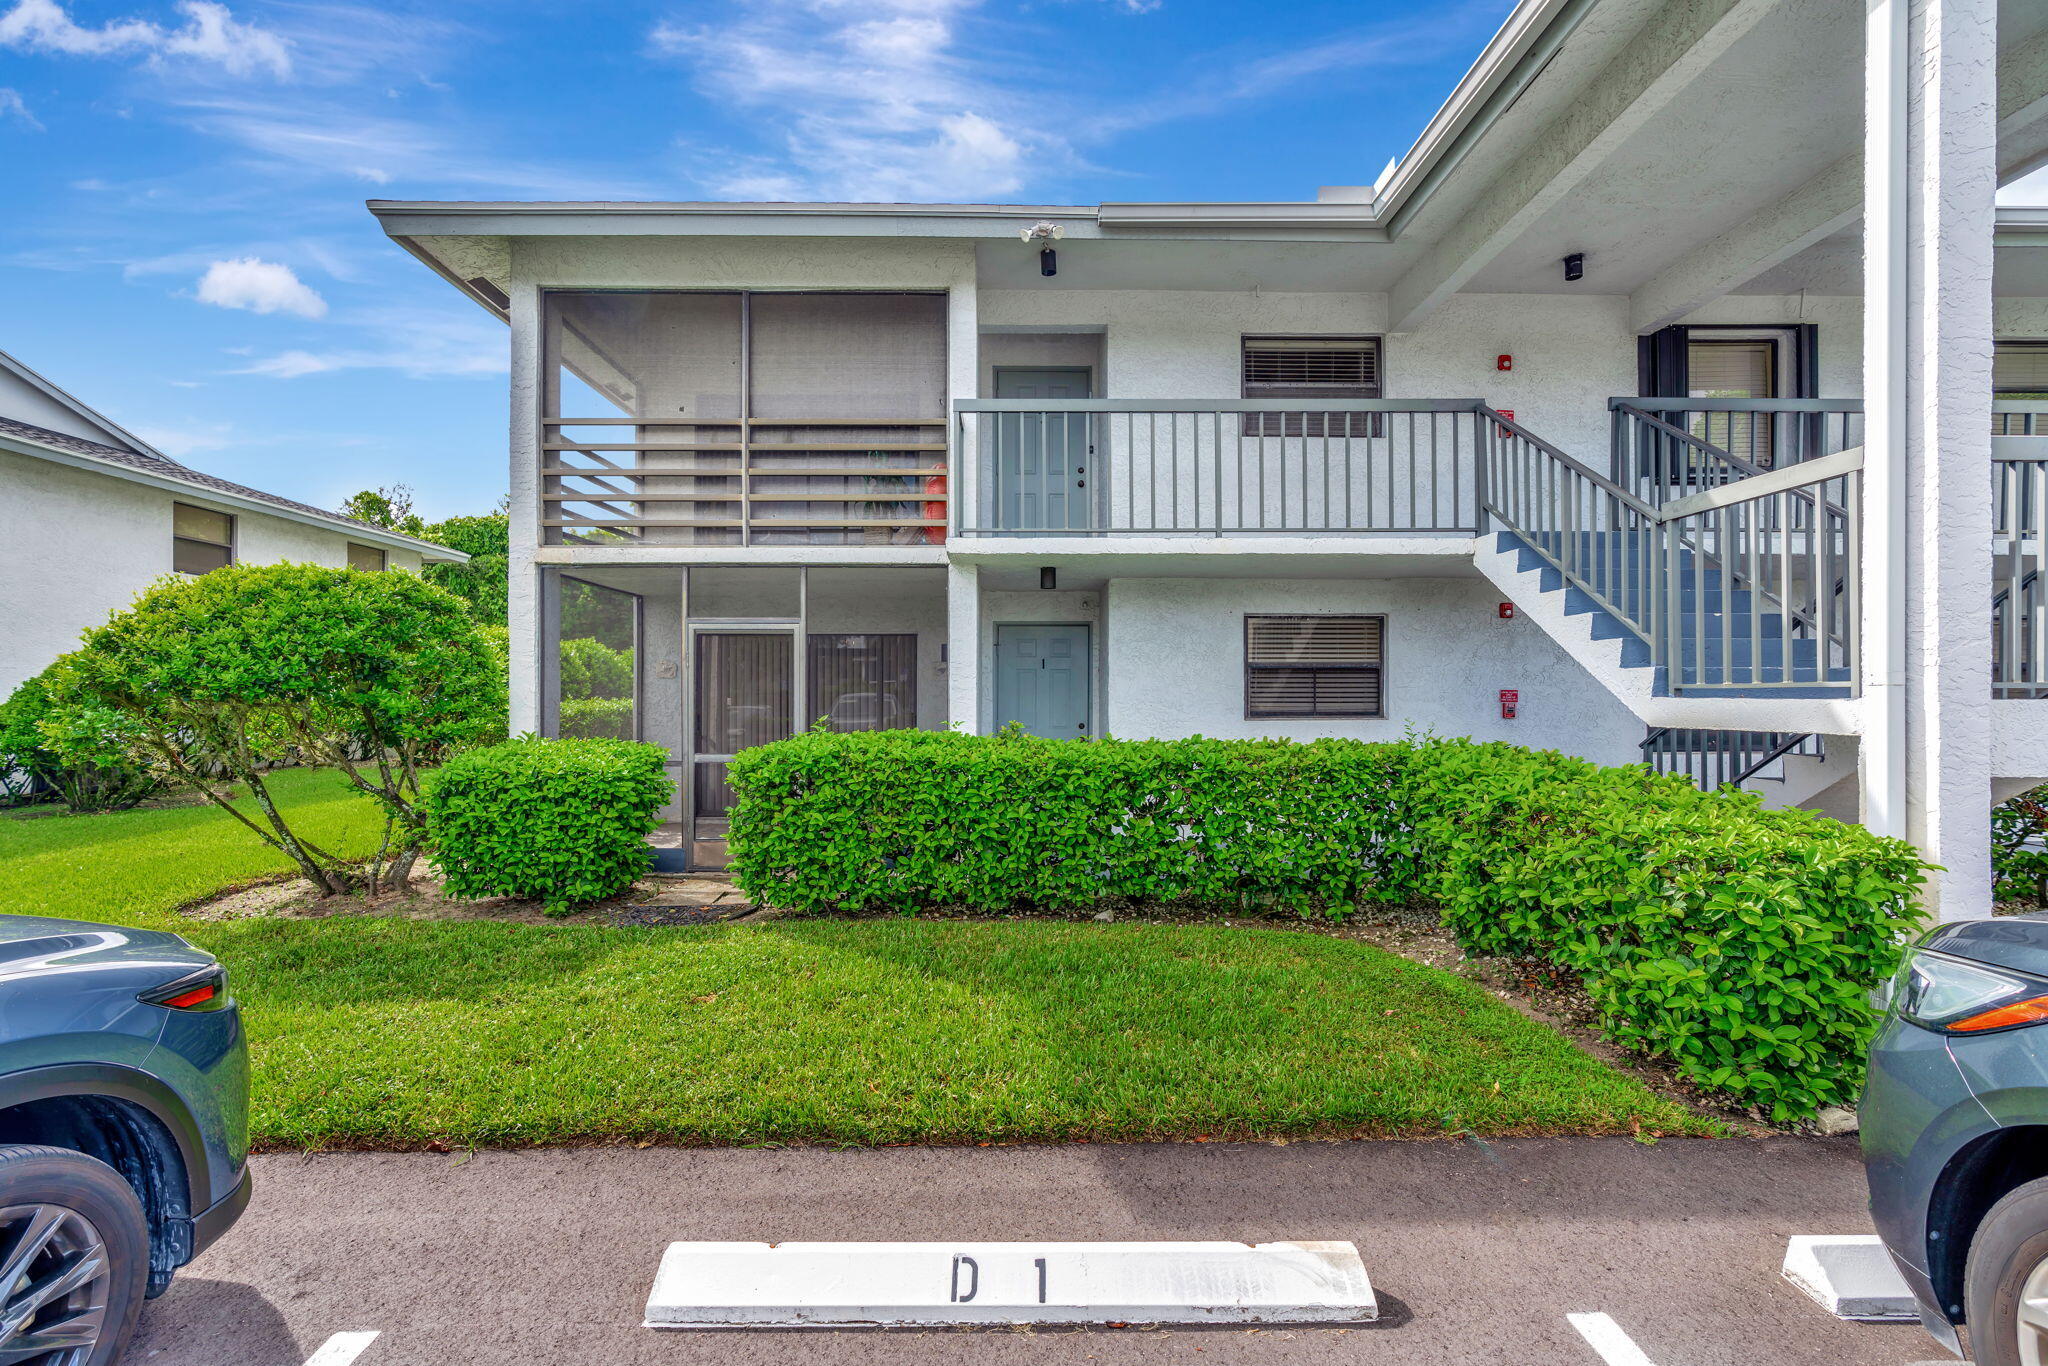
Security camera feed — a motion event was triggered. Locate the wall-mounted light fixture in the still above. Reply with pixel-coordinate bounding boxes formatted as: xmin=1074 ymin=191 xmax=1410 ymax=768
xmin=1039 ymin=566 xmax=1058 ymax=590
xmin=1021 ymin=221 xmax=1065 ymax=279
xmin=1562 ymin=252 xmax=1585 ymax=283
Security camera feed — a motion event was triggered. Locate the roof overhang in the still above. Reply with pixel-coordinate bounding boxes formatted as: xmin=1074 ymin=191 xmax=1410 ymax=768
xmin=0 ymin=427 xmax=469 ymax=563
xmin=0 ymin=347 xmax=168 ymax=459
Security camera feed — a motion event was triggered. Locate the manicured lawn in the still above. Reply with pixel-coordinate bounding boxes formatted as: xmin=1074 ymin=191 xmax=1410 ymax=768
xmin=1 ymin=773 xmax=1722 ymax=1146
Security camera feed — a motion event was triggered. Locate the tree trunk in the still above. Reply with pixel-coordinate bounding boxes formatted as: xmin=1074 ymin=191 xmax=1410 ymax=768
xmin=243 ymin=772 xmax=347 ymax=897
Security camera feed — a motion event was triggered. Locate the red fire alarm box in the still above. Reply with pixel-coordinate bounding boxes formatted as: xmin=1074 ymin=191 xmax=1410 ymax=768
xmin=1496 ymin=354 xmax=1513 ymax=372
xmin=1498 ymin=602 xmax=1515 ymax=619
xmin=1499 ymin=689 xmax=1519 ymax=719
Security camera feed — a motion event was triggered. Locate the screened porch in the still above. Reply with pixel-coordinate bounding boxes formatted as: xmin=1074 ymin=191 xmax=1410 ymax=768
xmin=541 ymin=290 xmax=951 ymax=548
xmin=536 ymin=564 xmax=946 ymax=869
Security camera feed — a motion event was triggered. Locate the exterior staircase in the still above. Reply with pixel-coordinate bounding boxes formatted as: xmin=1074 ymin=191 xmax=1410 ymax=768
xmin=1475 ymin=404 xmax=1864 ymax=790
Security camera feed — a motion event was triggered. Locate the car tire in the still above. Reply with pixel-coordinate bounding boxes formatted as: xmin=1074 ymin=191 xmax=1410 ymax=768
xmin=1965 ymin=1175 xmax=2048 ymax=1366
xmin=0 ymin=1144 xmax=150 ymax=1366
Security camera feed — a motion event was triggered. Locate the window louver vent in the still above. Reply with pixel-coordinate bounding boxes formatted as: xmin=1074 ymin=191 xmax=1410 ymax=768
xmin=1996 ymin=342 xmax=2048 ymax=394
xmin=1242 ymin=336 xmax=1382 ymax=438
xmin=1244 ymin=615 xmax=1383 ymax=718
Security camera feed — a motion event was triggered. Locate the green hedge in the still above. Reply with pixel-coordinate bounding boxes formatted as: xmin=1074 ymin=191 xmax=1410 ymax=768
xmin=560 ymin=696 xmax=634 ymax=740
xmin=730 ymin=730 xmax=1403 ymax=915
xmin=424 ymin=737 xmax=673 ymax=913
xmin=728 ymin=731 xmax=1927 ymax=1119
xmin=1384 ymin=738 xmax=1924 ymax=1119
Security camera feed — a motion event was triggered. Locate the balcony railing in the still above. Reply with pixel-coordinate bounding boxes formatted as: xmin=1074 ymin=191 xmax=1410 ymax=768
xmin=1997 ymin=399 xmax=2048 ymax=436
xmin=952 ymin=400 xmax=1487 ymax=537
xmin=1995 ymin=418 xmax=2048 ymax=697
xmin=541 ymin=417 xmax=949 ymax=547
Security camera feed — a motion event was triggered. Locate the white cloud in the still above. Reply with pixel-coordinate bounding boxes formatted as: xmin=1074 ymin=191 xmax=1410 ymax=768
xmin=0 ymin=86 xmax=39 ymax=128
xmin=650 ymin=0 xmax=1058 ymax=202
xmin=231 ymin=307 xmax=506 ymax=380
xmin=194 ymin=256 xmax=327 ymax=318
xmin=0 ymin=0 xmax=291 ymax=78
xmin=175 ymin=95 xmax=655 ymax=198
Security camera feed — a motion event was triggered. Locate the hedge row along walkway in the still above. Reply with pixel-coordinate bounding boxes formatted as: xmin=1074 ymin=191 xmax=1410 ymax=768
xmin=0 ymin=769 xmax=1717 ymax=1147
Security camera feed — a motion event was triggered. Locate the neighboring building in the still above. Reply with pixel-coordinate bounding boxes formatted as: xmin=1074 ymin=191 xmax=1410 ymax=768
xmin=0 ymin=347 xmax=467 ymax=699
xmin=374 ymin=0 xmax=2046 ymax=913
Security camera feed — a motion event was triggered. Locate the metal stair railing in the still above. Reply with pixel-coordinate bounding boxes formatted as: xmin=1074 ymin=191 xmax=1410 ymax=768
xmin=1481 ymin=404 xmax=1863 ymax=696
xmin=1641 ymin=727 xmax=1825 ymax=791
xmin=1994 ymin=435 xmax=2048 ymax=698
xmin=1653 ymin=448 xmax=1862 ymax=693
xmin=1609 ymin=398 xmax=1863 ymax=489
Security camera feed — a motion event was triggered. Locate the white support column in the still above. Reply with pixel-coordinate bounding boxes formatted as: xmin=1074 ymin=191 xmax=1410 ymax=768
xmin=946 ymin=562 xmax=980 ymax=733
xmin=1861 ymin=0 xmax=1998 ymax=918
xmin=508 ymin=282 xmax=543 ymax=738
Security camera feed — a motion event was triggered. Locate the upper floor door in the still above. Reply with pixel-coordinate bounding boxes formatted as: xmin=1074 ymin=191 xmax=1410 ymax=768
xmin=992 ymin=368 xmax=1093 ymax=532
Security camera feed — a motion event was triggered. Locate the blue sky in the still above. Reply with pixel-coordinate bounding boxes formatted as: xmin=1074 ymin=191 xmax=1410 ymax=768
xmin=0 ymin=0 xmax=1519 ymax=519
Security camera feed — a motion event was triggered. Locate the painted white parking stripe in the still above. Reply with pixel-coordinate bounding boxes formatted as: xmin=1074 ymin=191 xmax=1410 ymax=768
xmin=644 ymin=1240 xmax=1377 ymax=1328
xmin=302 ymin=1331 xmax=380 ymax=1366
xmin=1567 ymin=1312 xmax=1658 ymax=1366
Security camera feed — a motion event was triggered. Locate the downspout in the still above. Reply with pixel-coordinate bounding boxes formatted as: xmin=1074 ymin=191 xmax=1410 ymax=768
xmin=1861 ymin=0 xmax=1909 ymax=840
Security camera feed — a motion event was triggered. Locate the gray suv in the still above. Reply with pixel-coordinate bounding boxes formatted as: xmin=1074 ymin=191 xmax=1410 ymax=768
xmin=1864 ymin=912 xmax=2048 ymax=1364
xmin=0 ymin=914 xmax=251 ymax=1365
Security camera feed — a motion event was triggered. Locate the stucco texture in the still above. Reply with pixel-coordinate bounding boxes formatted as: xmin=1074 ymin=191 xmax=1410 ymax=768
xmin=1100 ymin=573 xmax=1645 ymax=766
xmin=0 ymin=450 xmax=429 ymax=697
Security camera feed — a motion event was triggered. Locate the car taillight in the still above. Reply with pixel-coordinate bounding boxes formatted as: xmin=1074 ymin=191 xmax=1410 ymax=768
xmin=140 ymin=966 xmax=228 ymax=1012
xmin=1895 ymin=950 xmax=2048 ymax=1035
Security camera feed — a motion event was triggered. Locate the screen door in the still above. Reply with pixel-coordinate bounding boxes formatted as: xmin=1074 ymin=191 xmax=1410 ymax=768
xmin=690 ymin=629 xmax=794 ymax=867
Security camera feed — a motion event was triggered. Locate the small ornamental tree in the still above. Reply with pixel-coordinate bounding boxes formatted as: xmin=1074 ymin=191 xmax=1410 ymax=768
xmin=50 ymin=563 xmax=505 ymax=895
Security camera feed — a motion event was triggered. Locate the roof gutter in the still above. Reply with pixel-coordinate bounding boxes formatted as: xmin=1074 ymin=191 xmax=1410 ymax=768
xmin=1375 ymin=0 xmax=1594 ymax=235
xmin=1998 ymin=205 xmax=2048 ymax=246
xmin=0 ymin=430 xmax=469 ymax=563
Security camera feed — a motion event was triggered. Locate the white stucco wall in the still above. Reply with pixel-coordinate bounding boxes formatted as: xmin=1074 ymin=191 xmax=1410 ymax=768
xmin=0 ymin=450 xmax=431 ymax=698
xmin=1099 ymin=573 xmax=1645 ymax=766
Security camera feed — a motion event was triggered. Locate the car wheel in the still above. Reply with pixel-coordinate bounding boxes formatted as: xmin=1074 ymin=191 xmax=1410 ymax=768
xmin=0 ymin=1144 xmax=149 ymax=1366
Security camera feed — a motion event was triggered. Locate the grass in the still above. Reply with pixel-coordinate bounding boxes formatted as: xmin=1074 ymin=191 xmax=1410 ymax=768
xmin=0 ymin=771 xmax=1722 ymax=1147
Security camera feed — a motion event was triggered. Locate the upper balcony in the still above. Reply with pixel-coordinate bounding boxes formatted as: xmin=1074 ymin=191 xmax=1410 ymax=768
xmin=951 ymin=399 xmax=1488 ymax=540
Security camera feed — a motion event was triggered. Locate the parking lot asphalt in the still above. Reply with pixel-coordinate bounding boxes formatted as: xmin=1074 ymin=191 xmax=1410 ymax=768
xmin=131 ymin=1136 xmax=1951 ymax=1366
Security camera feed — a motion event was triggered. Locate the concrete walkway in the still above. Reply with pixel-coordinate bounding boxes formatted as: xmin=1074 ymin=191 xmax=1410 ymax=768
xmin=133 ymin=1137 xmax=1947 ymax=1366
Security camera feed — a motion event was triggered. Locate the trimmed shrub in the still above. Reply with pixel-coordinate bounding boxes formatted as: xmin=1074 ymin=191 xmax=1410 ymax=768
xmin=729 ymin=730 xmax=1405 ymax=914
xmin=560 ymin=696 xmax=635 ymax=740
xmin=727 ymin=731 xmax=1928 ymax=1119
xmin=424 ymin=737 xmax=673 ymax=912
xmin=560 ymin=637 xmax=633 ymax=701
xmin=1385 ymin=738 xmax=1924 ymax=1120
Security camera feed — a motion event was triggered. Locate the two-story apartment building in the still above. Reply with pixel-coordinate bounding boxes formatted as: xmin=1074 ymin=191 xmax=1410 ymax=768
xmin=375 ymin=0 xmax=2045 ymax=916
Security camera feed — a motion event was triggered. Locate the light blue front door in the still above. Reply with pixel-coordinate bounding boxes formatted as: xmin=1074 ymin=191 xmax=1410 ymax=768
xmin=994 ymin=624 xmax=1091 ymax=738
xmin=993 ymin=368 xmax=1092 ymax=531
